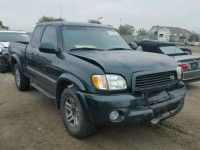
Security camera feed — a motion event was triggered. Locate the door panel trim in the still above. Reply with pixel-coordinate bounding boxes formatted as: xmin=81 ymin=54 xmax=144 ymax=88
xmin=27 ymin=66 xmax=56 ymax=83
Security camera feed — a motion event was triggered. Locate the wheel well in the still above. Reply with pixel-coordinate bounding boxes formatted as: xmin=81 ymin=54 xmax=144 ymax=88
xmin=56 ymin=80 xmax=76 ymax=102
xmin=11 ymin=57 xmax=17 ymax=74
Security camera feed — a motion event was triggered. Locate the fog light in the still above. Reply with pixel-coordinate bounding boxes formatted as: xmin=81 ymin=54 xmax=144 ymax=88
xmin=109 ymin=111 xmax=119 ymax=121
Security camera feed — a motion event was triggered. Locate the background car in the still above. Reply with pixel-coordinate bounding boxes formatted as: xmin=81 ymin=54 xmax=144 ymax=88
xmin=132 ymin=40 xmax=200 ymax=82
xmin=0 ymin=30 xmax=30 ymax=72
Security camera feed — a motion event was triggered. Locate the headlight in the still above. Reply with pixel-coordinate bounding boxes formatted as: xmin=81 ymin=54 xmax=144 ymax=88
xmin=92 ymin=74 xmax=127 ymax=90
xmin=177 ymin=67 xmax=182 ymax=80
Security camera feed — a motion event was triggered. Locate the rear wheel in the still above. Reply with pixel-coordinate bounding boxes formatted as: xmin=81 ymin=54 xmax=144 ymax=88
xmin=61 ymin=86 xmax=96 ymax=138
xmin=14 ymin=64 xmax=30 ymax=91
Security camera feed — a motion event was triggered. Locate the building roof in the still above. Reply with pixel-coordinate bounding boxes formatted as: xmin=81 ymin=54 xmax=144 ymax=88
xmin=148 ymin=25 xmax=192 ymax=36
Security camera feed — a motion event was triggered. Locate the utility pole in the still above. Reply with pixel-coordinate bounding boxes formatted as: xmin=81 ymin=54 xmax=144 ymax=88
xmin=59 ymin=2 xmax=63 ymax=20
xmin=119 ymin=19 xmax=123 ymax=35
xmin=119 ymin=18 xmax=123 ymax=26
xmin=98 ymin=17 xmax=103 ymax=22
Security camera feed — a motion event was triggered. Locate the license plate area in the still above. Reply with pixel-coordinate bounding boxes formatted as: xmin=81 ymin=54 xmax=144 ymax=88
xmin=191 ymin=62 xmax=198 ymax=69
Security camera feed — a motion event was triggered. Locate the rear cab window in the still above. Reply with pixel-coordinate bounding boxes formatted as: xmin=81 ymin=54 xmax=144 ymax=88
xmin=41 ymin=26 xmax=57 ymax=48
xmin=30 ymin=26 xmax=43 ymax=48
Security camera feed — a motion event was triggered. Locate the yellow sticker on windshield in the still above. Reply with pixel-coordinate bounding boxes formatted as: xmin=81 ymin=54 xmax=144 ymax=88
xmin=74 ymin=45 xmax=96 ymax=48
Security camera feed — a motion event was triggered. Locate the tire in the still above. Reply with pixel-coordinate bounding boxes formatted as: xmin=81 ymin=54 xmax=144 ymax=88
xmin=14 ymin=64 xmax=30 ymax=91
xmin=61 ymin=86 xmax=96 ymax=138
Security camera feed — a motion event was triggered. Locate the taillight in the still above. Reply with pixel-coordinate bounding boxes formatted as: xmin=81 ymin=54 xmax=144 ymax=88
xmin=179 ymin=64 xmax=188 ymax=70
xmin=189 ymin=50 xmax=192 ymax=55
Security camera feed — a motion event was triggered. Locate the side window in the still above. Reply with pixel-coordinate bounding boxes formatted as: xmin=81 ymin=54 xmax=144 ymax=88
xmin=30 ymin=26 xmax=43 ymax=48
xmin=41 ymin=26 xmax=57 ymax=48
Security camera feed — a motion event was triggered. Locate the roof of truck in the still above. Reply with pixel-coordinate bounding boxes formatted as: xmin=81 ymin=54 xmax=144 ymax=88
xmin=37 ymin=21 xmax=113 ymax=29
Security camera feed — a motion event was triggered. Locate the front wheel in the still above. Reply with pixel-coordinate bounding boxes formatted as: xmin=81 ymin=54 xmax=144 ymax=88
xmin=14 ymin=64 xmax=30 ymax=91
xmin=61 ymin=87 xmax=96 ymax=138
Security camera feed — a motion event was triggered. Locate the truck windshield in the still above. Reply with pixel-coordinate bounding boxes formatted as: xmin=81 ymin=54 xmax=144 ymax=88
xmin=0 ymin=32 xmax=30 ymax=42
xmin=159 ymin=46 xmax=185 ymax=55
xmin=62 ymin=26 xmax=130 ymax=51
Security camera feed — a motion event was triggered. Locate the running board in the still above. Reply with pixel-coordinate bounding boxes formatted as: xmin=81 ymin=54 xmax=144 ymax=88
xmin=31 ymin=83 xmax=55 ymax=100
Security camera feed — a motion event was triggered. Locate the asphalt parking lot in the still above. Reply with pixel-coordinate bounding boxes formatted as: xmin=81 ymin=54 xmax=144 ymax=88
xmin=0 ymin=52 xmax=200 ymax=150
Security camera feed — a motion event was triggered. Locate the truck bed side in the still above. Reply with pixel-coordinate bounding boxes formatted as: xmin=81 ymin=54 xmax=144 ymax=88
xmin=8 ymin=42 xmax=28 ymax=73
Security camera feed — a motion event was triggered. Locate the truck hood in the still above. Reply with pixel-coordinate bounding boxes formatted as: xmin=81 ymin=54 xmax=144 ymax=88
xmin=172 ymin=55 xmax=200 ymax=62
xmin=0 ymin=42 xmax=9 ymax=48
xmin=69 ymin=50 xmax=177 ymax=74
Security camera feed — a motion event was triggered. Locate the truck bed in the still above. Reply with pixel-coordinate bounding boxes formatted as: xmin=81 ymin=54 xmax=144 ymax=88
xmin=8 ymin=42 xmax=28 ymax=70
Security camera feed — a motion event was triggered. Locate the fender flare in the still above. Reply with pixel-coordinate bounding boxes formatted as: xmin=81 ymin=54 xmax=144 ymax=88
xmin=56 ymin=73 xmax=86 ymax=91
xmin=56 ymin=73 xmax=94 ymax=122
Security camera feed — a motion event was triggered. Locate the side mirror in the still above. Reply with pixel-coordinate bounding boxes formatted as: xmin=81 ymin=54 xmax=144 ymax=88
xmin=39 ymin=42 xmax=58 ymax=54
xmin=129 ymin=42 xmax=138 ymax=50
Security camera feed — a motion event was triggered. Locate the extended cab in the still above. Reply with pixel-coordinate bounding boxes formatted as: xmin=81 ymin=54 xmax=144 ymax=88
xmin=9 ymin=22 xmax=186 ymax=138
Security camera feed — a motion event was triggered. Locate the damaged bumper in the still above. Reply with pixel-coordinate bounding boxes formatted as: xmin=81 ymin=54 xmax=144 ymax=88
xmin=76 ymin=82 xmax=186 ymax=125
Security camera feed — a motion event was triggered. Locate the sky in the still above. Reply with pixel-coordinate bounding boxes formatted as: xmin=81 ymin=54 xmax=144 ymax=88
xmin=0 ymin=0 xmax=199 ymax=33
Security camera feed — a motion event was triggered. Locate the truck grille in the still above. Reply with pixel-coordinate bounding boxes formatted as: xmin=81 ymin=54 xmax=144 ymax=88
xmin=136 ymin=71 xmax=177 ymax=89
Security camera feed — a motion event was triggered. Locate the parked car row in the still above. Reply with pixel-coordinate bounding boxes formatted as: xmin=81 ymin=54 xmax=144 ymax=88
xmin=2 ymin=22 xmax=200 ymax=139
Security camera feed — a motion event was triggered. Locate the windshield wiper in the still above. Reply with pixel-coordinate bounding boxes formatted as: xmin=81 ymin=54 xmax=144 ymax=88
xmin=108 ymin=48 xmax=131 ymax=50
xmin=69 ymin=47 xmax=103 ymax=51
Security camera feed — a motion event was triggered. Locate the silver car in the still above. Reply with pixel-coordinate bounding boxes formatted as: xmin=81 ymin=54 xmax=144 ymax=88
xmin=134 ymin=40 xmax=200 ymax=82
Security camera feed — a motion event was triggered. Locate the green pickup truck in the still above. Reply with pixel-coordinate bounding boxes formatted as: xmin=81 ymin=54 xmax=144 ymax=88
xmin=8 ymin=22 xmax=186 ymax=138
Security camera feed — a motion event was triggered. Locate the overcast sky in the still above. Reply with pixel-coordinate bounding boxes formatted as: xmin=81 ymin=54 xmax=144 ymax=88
xmin=0 ymin=0 xmax=199 ymax=33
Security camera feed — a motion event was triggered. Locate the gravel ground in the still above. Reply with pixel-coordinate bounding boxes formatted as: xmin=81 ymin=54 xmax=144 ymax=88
xmin=0 ymin=53 xmax=200 ymax=150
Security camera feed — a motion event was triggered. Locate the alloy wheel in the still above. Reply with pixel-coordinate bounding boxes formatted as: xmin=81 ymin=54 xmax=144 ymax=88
xmin=65 ymin=97 xmax=79 ymax=128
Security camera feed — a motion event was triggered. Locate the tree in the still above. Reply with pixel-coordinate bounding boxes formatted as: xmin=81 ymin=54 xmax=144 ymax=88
xmin=117 ymin=24 xmax=135 ymax=35
xmin=88 ymin=19 xmax=101 ymax=24
xmin=0 ymin=21 xmax=9 ymax=30
xmin=37 ymin=16 xmax=64 ymax=24
xmin=137 ymin=28 xmax=148 ymax=35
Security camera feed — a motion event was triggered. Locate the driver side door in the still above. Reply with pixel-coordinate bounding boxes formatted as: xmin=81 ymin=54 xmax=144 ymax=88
xmin=38 ymin=26 xmax=60 ymax=95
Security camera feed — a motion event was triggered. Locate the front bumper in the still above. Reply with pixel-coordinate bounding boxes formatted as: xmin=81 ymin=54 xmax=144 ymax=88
xmin=183 ymin=69 xmax=200 ymax=82
xmin=76 ymin=82 xmax=186 ymax=124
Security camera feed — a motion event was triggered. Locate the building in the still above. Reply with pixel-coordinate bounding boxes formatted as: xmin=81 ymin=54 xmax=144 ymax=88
xmin=157 ymin=28 xmax=170 ymax=42
xmin=148 ymin=26 xmax=192 ymax=42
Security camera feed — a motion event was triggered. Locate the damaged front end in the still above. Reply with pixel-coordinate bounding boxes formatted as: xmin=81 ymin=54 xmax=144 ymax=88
xmin=76 ymin=80 xmax=186 ymax=125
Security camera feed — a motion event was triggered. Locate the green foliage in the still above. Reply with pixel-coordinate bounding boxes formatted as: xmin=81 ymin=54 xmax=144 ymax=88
xmin=117 ymin=24 xmax=135 ymax=35
xmin=88 ymin=19 xmax=101 ymax=24
xmin=137 ymin=28 xmax=148 ymax=35
xmin=0 ymin=21 xmax=9 ymax=30
xmin=38 ymin=16 xmax=64 ymax=24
